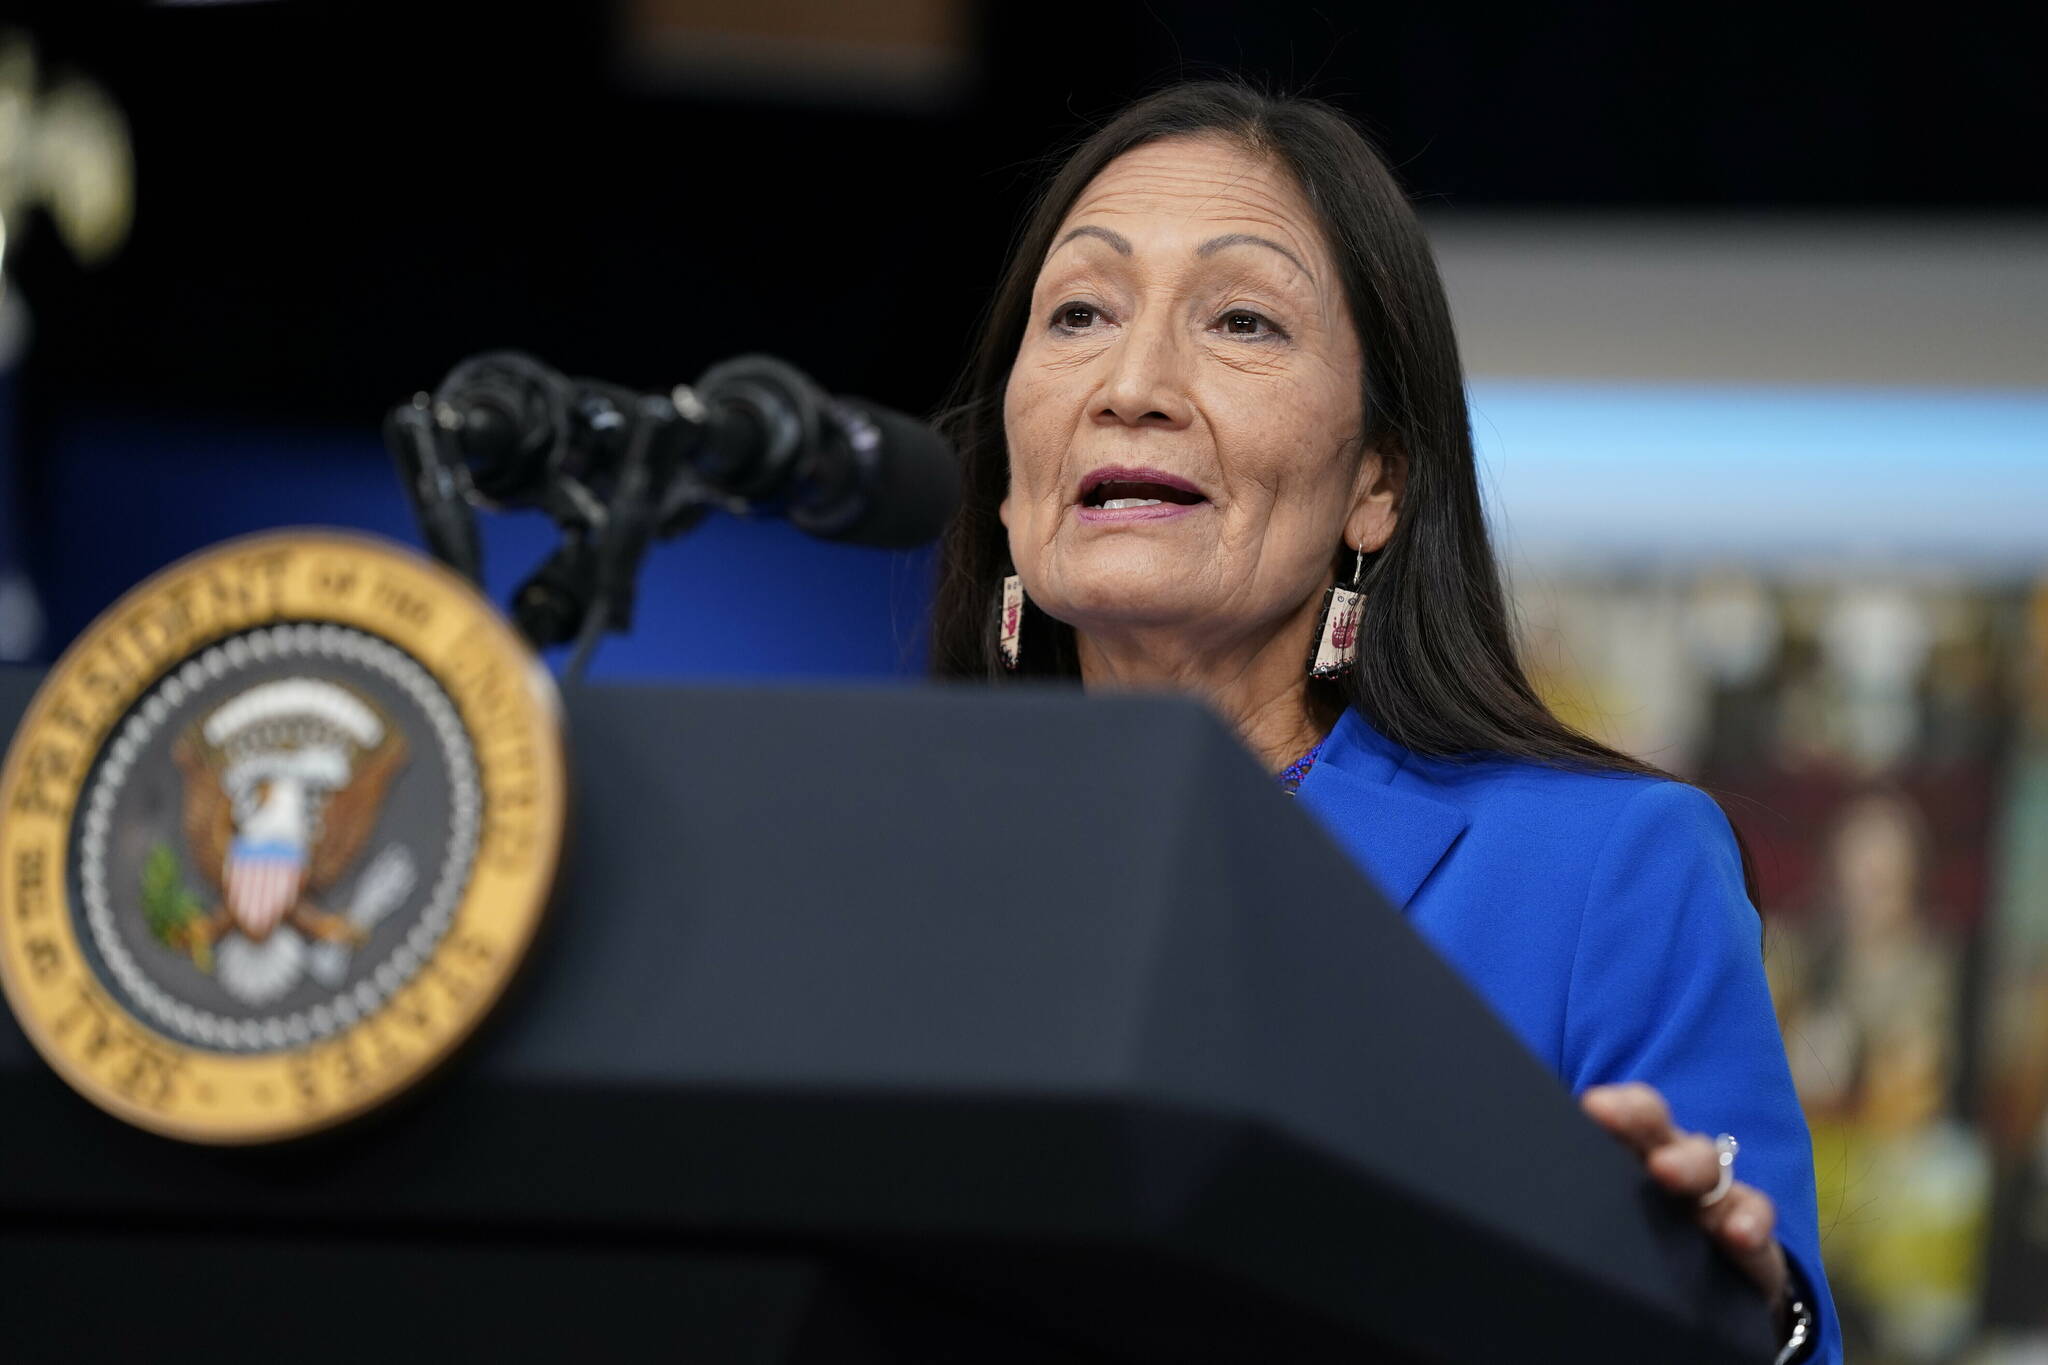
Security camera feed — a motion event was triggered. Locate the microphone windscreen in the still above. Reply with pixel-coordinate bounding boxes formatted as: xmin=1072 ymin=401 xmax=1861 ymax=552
xmin=817 ymin=400 xmax=962 ymax=549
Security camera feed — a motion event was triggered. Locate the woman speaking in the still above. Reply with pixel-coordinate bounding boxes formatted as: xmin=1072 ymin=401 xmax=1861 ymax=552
xmin=931 ymin=82 xmax=1835 ymax=1364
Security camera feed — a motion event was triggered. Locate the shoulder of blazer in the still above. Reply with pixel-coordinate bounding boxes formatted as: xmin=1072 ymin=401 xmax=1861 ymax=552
xmin=1295 ymin=708 xmax=1669 ymax=911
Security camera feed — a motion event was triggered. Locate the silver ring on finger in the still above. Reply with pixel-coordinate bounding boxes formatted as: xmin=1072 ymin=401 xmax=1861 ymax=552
xmin=1698 ymin=1133 xmax=1739 ymax=1208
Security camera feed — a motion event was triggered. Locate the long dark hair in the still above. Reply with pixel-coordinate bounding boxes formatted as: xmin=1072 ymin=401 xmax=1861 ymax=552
xmin=927 ymin=80 xmax=1761 ymax=900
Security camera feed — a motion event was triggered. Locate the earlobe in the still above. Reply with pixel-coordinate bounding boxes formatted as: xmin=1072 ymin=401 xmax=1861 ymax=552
xmin=1347 ymin=505 xmax=1396 ymax=554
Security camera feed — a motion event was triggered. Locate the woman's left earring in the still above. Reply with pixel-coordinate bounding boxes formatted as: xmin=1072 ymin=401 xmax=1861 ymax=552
xmin=1307 ymin=548 xmax=1367 ymax=680
xmin=998 ymin=575 xmax=1024 ymax=670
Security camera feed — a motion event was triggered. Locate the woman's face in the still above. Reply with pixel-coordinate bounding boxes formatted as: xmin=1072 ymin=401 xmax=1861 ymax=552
xmin=1001 ymin=134 xmax=1389 ymax=646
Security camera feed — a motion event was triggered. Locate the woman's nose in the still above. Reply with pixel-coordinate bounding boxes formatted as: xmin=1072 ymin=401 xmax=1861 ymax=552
xmin=1094 ymin=316 xmax=1192 ymax=429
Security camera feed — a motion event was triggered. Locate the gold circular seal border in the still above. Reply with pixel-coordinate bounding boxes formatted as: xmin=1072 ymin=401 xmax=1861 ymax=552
xmin=0 ymin=530 xmax=566 ymax=1144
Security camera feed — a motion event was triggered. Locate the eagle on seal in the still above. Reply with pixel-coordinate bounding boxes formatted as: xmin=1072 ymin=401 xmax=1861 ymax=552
xmin=170 ymin=677 xmax=408 ymax=950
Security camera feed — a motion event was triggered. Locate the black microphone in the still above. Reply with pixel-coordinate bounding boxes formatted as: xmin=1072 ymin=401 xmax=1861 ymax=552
xmin=681 ymin=354 xmax=960 ymax=549
xmin=400 ymin=351 xmax=575 ymax=508
xmin=389 ymin=349 xmax=958 ymax=666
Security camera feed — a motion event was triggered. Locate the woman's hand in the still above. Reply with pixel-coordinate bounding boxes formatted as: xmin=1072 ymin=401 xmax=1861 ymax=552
xmin=1580 ymin=1082 xmax=1789 ymax=1308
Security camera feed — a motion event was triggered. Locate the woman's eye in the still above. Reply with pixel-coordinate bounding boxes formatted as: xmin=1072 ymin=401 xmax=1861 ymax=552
xmin=1054 ymin=303 xmax=1100 ymax=331
xmin=1218 ymin=309 xmax=1281 ymax=338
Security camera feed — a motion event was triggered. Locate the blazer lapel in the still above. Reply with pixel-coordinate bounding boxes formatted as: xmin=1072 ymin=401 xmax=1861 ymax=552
xmin=1295 ymin=721 xmax=1469 ymax=914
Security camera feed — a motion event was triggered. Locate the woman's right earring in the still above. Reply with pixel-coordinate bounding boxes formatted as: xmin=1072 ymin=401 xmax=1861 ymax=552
xmin=1307 ymin=547 xmax=1367 ymax=680
xmin=998 ymin=574 xmax=1024 ymax=670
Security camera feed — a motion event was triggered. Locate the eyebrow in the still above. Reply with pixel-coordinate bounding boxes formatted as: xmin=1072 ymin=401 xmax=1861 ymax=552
xmin=1049 ymin=224 xmax=1132 ymax=257
xmin=1047 ymin=224 xmax=1314 ymax=283
xmin=1197 ymin=232 xmax=1314 ymax=282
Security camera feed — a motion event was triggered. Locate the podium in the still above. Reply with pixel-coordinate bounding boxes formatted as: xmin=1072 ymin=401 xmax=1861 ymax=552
xmin=0 ymin=667 xmax=1774 ymax=1363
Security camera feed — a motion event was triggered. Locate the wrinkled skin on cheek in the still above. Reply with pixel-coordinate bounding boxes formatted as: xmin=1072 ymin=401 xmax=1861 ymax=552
xmin=999 ymin=133 xmax=1384 ymax=652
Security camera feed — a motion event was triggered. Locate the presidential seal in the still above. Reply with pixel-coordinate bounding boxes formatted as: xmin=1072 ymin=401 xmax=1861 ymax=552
xmin=0 ymin=531 xmax=565 ymax=1142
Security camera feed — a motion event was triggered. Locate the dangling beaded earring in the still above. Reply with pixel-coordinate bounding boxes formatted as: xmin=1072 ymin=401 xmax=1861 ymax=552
xmin=1307 ymin=543 xmax=1366 ymax=680
xmin=997 ymin=573 xmax=1025 ymax=670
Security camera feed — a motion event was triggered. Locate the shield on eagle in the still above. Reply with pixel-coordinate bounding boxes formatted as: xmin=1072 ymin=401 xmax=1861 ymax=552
xmin=223 ymin=836 xmax=306 ymax=941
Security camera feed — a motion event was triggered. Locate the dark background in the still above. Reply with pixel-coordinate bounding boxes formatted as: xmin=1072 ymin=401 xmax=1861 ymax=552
xmin=8 ymin=2 xmax=2041 ymax=428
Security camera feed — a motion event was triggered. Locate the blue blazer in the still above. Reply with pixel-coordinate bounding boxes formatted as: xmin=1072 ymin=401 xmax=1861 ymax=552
xmin=1295 ymin=707 xmax=1840 ymax=1362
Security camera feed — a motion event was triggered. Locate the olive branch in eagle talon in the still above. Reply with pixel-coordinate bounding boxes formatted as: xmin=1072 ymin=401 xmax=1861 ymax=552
xmin=141 ymin=841 xmax=212 ymax=971
xmin=160 ymin=679 xmax=410 ymax=961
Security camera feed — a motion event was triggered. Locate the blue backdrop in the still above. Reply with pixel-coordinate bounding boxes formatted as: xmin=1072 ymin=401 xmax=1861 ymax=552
xmin=34 ymin=412 xmax=940 ymax=680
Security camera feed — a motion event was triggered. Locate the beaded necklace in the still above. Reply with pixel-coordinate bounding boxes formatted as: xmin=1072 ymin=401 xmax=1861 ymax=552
xmin=1275 ymin=735 xmax=1328 ymax=795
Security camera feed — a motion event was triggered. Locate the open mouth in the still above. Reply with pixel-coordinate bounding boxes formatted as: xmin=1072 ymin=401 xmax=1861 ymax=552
xmin=1078 ymin=473 xmax=1208 ymax=511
